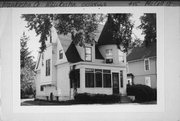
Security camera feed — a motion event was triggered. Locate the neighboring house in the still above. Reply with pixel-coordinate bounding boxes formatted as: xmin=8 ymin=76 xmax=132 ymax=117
xmin=35 ymin=19 xmax=127 ymax=101
xmin=126 ymin=43 xmax=157 ymax=89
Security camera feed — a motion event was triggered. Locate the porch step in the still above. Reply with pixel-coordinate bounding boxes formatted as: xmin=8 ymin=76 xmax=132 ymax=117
xmin=121 ymin=96 xmax=133 ymax=103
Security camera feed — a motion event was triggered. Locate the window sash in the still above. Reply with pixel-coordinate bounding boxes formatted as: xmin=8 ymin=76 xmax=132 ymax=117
xmin=85 ymin=47 xmax=92 ymax=61
xmin=95 ymin=72 xmax=102 ymax=87
xmin=144 ymin=59 xmax=150 ymax=71
xmin=103 ymin=74 xmax=111 ymax=88
xmin=59 ymin=50 xmax=63 ymax=59
xmin=85 ymin=72 xmax=94 ymax=87
xmin=46 ymin=59 xmax=50 ymax=76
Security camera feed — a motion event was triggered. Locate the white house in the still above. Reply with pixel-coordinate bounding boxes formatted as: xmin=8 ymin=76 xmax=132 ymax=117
xmin=35 ymin=19 xmax=128 ymax=101
xmin=126 ymin=43 xmax=157 ymax=89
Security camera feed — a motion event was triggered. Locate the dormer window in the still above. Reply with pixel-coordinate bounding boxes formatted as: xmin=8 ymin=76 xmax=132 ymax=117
xmin=59 ymin=50 xmax=63 ymax=59
xmin=85 ymin=47 xmax=92 ymax=62
xmin=105 ymin=49 xmax=113 ymax=63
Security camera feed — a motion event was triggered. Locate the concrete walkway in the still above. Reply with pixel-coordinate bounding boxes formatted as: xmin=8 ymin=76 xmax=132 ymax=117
xmin=21 ymin=98 xmax=34 ymax=102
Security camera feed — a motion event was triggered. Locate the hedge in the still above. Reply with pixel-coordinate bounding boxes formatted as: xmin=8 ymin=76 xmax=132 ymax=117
xmin=74 ymin=93 xmax=121 ymax=104
xmin=127 ymin=84 xmax=157 ymax=102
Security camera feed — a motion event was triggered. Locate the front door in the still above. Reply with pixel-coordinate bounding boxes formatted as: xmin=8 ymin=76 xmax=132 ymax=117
xmin=112 ymin=73 xmax=119 ymax=94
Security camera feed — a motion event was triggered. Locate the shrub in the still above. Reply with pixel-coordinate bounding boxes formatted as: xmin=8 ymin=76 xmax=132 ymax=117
xmin=127 ymin=84 xmax=156 ymax=102
xmin=74 ymin=93 xmax=120 ymax=104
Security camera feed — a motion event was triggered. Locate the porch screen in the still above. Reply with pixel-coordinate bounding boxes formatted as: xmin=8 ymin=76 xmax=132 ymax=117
xmin=95 ymin=69 xmax=102 ymax=87
xmin=103 ymin=70 xmax=111 ymax=87
xmin=85 ymin=68 xmax=94 ymax=87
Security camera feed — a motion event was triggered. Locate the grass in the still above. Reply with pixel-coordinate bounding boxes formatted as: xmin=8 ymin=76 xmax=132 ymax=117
xmin=21 ymin=99 xmax=157 ymax=106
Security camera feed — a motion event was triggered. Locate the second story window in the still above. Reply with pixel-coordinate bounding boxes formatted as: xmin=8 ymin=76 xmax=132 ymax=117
xmin=46 ymin=59 xmax=50 ymax=76
xmin=105 ymin=49 xmax=113 ymax=63
xmin=85 ymin=47 xmax=92 ymax=62
xmin=144 ymin=58 xmax=150 ymax=71
xmin=59 ymin=50 xmax=63 ymax=59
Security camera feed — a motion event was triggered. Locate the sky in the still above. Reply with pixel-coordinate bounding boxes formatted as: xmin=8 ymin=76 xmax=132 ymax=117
xmin=19 ymin=13 xmax=144 ymax=61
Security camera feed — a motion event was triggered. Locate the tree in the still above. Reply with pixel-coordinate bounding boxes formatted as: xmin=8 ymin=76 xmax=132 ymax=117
xmin=107 ymin=14 xmax=134 ymax=52
xmin=21 ymin=14 xmax=104 ymax=52
xmin=21 ymin=14 xmax=133 ymax=53
xmin=138 ymin=14 xmax=156 ymax=47
xmin=20 ymin=32 xmax=36 ymax=98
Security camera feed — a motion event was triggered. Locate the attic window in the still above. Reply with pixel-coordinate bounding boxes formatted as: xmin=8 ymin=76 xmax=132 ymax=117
xmin=59 ymin=50 xmax=63 ymax=59
xmin=85 ymin=47 xmax=92 ymax=62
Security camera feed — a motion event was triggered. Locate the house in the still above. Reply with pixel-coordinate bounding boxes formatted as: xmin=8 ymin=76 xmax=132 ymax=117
xmin=35 ymin=19 xmax=128 ymax=101
xmin=126 ymin=43 xmax=157 ymax=89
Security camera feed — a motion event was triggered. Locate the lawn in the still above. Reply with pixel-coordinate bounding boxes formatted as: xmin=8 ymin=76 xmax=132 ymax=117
xmin=21 ymin=99 xmax=156 ymax=106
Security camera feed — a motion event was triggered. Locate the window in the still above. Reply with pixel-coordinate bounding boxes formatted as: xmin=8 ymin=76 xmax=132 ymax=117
xmin=59 ymin=50 xmax=63 ymax=59
xmin=145 ymin=76 xmax=151 ymax=87
xmin=144 ymin=58 xmax=150 ymax=71
xmin=85 ymin=47 xmax=92 ymax=61
xmin=42 ymin=53 xmax=44 ymax=66
xmin=103 ymin=70 xmax=111 ymax=87
xmin=40 ymin=86 xmax=44 ymax=91
xmin=120 ymin=70 xmax=123 ymax=88
xmin=85 ymin=68 xmax=94 ymax=87
xmin=46 ymin=59 xmax=50 ymax=76
xmin=95 ymin=69 xmax=102 ymax=87
xmin=105 ymin=49 xmax=113 ymax=63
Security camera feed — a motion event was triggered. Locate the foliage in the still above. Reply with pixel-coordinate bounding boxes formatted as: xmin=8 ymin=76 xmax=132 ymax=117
xmin=138 ymin=13 xmax=156 ymax=47
xmin=21 ymin=14 xmax=134 ymax=53
xmin=107 ymin=14 xmax=134 ymax=52
xmin=21 ymin=14 xmax=104 ymax=52
xmin=20 ymin=32 xmax=36 ymax=98
xmin=127 ymin=84 xmax=156 ymax=102
xmin=74 ymin=93 xmax=120 ymax=104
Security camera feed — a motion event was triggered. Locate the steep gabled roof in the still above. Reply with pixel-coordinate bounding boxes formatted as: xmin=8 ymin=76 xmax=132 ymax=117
xmin=57 ymin=24 xmax=104 ymax=63
xmin=66 ymin=42 xmax=83 ymax=63
xmin=127 ymin=42 xmax=156 ymax=61
xmin=95 ymin=44 xmax=104 ymax=60
xmin=97 ymin=17 xmax=121 ymax=46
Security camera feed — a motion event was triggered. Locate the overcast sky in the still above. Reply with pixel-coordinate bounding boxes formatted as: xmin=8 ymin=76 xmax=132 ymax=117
xmin=19 ymin=13 xmax=144 ymax=61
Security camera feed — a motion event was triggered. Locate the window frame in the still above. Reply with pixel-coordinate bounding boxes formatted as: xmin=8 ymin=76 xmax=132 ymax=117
xmin=144 ymin=58 xmax=150 ymax=71
xmin=95 ymin=69 xmax=103 ymax=87
xmin=85 ymin=46 xmax=92 ymax=62
xmin=85 ymin=68 xmax=94 ymax=87
xmin=59 ymin=50 xmax=63 ymax=59
xmin=103 ymin=70 xmax=112 ymax=88
xmin=46 ymin=59 xmax=50 ymax=76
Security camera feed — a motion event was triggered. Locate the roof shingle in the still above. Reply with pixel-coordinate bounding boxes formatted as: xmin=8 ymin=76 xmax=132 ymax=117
xmin=127 ymin=43 xmax=156 ymax=61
